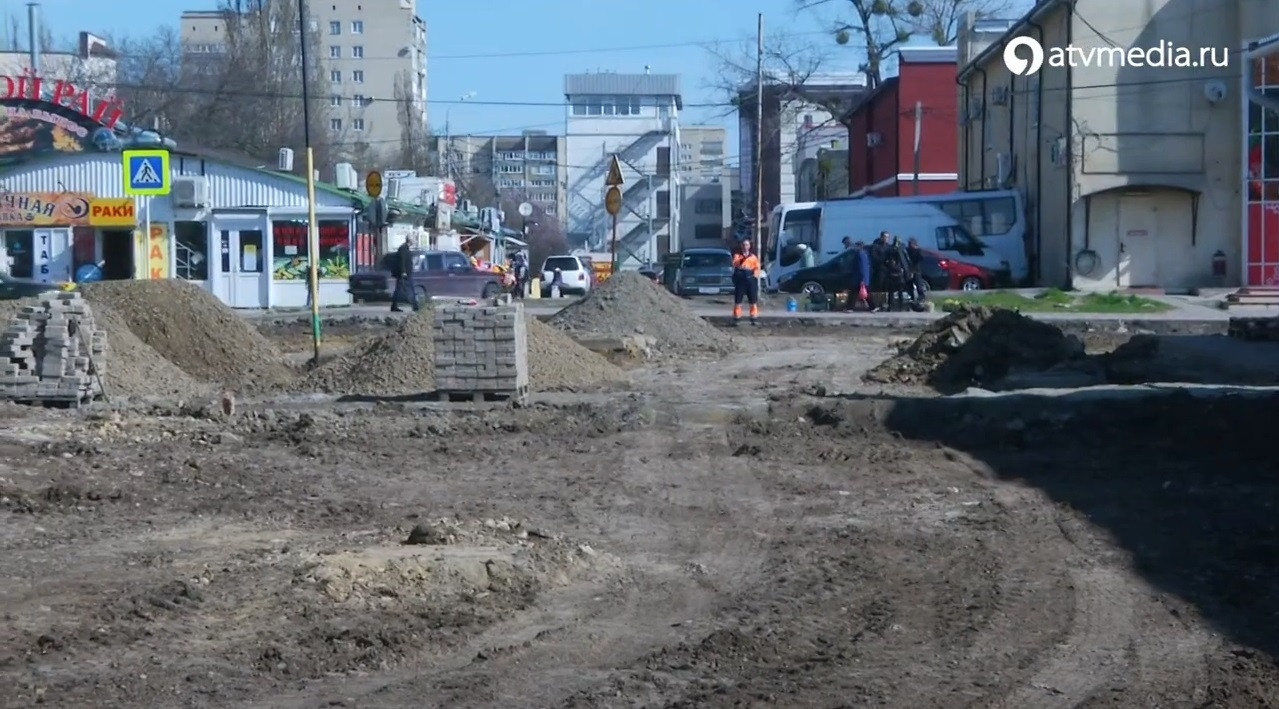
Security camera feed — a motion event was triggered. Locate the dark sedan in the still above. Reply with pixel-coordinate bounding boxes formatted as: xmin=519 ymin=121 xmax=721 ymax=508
xmin=348 ymin=249 xmax=505 ymax=302
xmin=669 ymin=248 xmax=734 ymax=296
xmin=777 ymin=248 xmax=990 ymax=298
xmin=0 ymin=273 xmax=71 ymax=301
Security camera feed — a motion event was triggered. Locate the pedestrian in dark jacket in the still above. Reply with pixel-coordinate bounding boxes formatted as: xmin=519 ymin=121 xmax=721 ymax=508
xmin=868 ymin=231 xmax=891 ymax=311
xmin=882 ymin=236 xmax=911 ymax=311
xmin=905 ymin=237 xmax=928 ymax=303
xmin=390 ymin=237 xmax=420 ymax=312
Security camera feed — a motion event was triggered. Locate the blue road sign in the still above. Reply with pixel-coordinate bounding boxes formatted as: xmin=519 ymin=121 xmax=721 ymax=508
xmin=122 ymin=149 xmax=171 ymax=196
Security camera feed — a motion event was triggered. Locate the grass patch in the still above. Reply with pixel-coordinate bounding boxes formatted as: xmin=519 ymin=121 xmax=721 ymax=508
xmin=940 ymin=289 xmax=1172 ymax=313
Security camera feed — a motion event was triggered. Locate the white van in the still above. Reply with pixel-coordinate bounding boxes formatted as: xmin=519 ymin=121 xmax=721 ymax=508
xmin=764 ymin=200 xmax=1008 ymax=290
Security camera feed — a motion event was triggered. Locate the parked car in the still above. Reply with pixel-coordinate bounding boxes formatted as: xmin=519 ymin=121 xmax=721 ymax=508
xmin=0 ymin=273 xmax=71 ymax=301
xmin=347 ymin=249 xmax=505 ymax=302
xmin=670 ymin=248 xmax=734 ymax=296
xmin=540 ymin=254 xmax=593 ymax=296
xmin=637 ymin=265 xmax=661 ymax=283
xmin=777 ymin=248 xmax=994 ymax=299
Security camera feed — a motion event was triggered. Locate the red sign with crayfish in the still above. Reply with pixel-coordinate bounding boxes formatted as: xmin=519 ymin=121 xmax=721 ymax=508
xmin=0 ymin=68 xmax=128 ymax=168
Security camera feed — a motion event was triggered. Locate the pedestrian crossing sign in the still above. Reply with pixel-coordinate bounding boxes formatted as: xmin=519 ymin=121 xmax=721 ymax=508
xmin=122 ymin=149 xmax=170 ymax=196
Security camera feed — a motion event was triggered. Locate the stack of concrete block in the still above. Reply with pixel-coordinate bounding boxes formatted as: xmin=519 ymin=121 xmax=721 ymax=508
xmin=0 ymin=292 xmax=107 ymax=404
xmin=433 ymin=301 xmax=529 ymax=395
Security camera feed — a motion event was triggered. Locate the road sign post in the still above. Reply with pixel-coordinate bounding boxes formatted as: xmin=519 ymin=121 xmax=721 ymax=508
xmin=604 ymin=155 xmax=624 ymax=272
xmin=123 ymin=150 xmax=171 ymax=280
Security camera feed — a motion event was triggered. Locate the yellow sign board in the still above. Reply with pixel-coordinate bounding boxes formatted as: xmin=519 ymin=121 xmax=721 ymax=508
xmin=147 ymin=223 xmax=169 ymax=279
xmin=604 ymin=186 xmax=622 ymax=216
xmin=366 ymin=171 xmax=383 ymax=198
xmin=88 ymin=198 xmax=136 ymax=226
xmin=605 ymin=155 xmax=624 ymax=186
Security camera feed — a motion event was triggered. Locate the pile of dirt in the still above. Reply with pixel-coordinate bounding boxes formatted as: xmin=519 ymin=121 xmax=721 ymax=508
xmin=548 ymin=271 xmax=732 ymax=354
xmin=81 ymin=280 xmax=294 ymax=388
xmin=301 ymin=309 xmax=437 ymax=395
xmin=0 ymin=297 xmax=200 ymax=398
xmin=526 ymin=317 xmax=622 ymax=391
xmin=863 ymin=305 xmax=1086 ymax=393
xmin=302 ymin=309 xmax=623 ymax=395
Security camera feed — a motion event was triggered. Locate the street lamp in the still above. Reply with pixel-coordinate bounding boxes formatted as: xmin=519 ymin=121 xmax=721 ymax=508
xmin=298 ymin=0 xmax=321 ymax=365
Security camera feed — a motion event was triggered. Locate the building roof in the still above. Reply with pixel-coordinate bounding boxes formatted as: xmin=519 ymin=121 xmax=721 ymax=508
xmin=958 ymin=0 xmax=1066 ymax=80
xmin=899 ymin=46 xmax=958 ymax=63
xmin=564 ymin=73 xmax=682 ymax=107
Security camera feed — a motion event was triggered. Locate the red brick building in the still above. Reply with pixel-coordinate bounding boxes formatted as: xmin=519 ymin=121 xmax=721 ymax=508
xmin=845 ymin=47 xmax=959 ymax=197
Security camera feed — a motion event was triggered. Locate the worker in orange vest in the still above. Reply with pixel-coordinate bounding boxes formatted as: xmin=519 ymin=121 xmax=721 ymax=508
xmin=731 ymin=239 xmax=761 ymax=325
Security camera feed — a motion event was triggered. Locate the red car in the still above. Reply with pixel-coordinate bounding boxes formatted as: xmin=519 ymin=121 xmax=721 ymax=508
xmin=923 ymin=250 xmax=996 ymax=291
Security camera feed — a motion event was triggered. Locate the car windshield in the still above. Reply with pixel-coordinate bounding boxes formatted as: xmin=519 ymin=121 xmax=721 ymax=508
xmin=682 ymin=252 xmax=731 ymax=268
xmin=544 ymin=256 xmax=580 ymax=271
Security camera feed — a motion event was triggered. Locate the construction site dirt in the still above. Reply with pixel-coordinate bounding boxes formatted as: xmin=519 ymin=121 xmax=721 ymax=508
xmin=2 ymin=322 xmax=1278 ymax=708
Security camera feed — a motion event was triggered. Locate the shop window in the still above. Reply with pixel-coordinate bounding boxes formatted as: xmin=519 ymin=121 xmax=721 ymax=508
xmin=1247 ymin=49 xmax=1279 ymax=285
xmin=174 ymin=221 xmax=209 ymax=280
xmin=239 ymin=230 xmax=264 ymax=272
xmin=4 ymin=230 xmax=33 ymax=278
xmin=271 ymin=219 xmax=352 ymax=280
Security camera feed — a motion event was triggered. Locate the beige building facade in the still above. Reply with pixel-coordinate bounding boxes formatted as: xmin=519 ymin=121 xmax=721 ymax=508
xmin=958 ymin=0 xmax=1276 ymax=291
xmin=181 ymin=0 xmax=427 ymax=163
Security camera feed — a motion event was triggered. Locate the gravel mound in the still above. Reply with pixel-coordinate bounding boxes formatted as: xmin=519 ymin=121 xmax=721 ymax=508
xmin=81 ymin=281 xmax=293 ymax=388
xmin=526 ymin=317 xmax=622 ymax=391
xmin=548 ymin=271 xmax=732 ymax=354
xmin=863 ymin=305 xmax=1085 ymax=393
xmin=0 ymin=297 xmax=201 ymax=398
xmin=301 ymin=309 xmax=436 ymax=395
xmin=302 ymin=309 xmax=622 ymax=395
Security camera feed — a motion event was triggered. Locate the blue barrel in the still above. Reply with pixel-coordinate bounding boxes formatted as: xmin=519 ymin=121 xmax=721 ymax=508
xmin=786 ymin=297 xmax=798 ymax=312
xmin=75 ymin=264 xmax=103 ymax=283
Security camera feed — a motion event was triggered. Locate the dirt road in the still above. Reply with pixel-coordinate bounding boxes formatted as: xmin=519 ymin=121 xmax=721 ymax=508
xmin=1 ymin=330 xmax=1276 ymax=707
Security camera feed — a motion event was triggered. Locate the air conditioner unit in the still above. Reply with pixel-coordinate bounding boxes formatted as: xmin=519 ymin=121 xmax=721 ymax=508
xmin=996 ymin=153 xmax=1014 ymax=185
xmin=991 ymin=86 xmax=1009 ymax=106
xmin=1050 ymin=137 xmax=1067 ymax=166
xmin=385 ymin=178 xmax=401 ymax=200
xmin=334 ymin=162 xmax=356 ymax=190
xmin=866 ymin=132 xmax=882 ymax=147
xmin=171 ymin=176 xmax=209 ymax=208
xmin=277 ymin=147 xmax=294 ymax=171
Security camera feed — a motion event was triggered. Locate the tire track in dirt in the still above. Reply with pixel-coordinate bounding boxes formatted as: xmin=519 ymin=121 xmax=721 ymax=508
xmin=249 ymin=406 xmax=780 ymax=708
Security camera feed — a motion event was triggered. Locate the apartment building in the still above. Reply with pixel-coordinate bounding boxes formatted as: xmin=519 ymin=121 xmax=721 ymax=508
xmin=564 ymin=72 xmax=682 ymax=267
xmin=435 ymin=131 xmax=567 ymax=219
xmin=957 ymin=0 xmax=1255 ymax=291
xmin=677 ymin=125 xmax=728 ymax=181
xmin=180 ymin=0 xmax=427 ymax=162
xmin=737 ymin=74 xmax=866 ymax=216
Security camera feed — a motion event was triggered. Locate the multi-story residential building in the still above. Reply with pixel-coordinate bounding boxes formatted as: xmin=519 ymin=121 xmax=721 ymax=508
xmin=678 ymin=125 xmax=728 ymax=181
xmin=180 ymin=0 xmax=427 ymax=162
xmin=845 ymin=46 xmax=958 ymax=198
xmin=564 ymin=72 xmax=682 ymax=266
xmin=0 ymin=32 xmax=116 ymax=87
xmin=435 ymin=131 xmax=567 ymax=219
xmin=957 ymin=0 xmax=1252 ymax=291
xmin=737 ymin=74 xmax=866 ymax=219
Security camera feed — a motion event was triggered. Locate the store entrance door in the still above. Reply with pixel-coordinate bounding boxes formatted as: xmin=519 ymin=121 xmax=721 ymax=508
xmin=33 ymin=229 xmax=72 ymax=283
xmin=211 ymin=218 xmax=268 ymax=308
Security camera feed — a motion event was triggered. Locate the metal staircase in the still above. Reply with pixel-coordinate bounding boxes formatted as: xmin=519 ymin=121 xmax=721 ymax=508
xmin=566 ymin=129 xmax=670 ymax=249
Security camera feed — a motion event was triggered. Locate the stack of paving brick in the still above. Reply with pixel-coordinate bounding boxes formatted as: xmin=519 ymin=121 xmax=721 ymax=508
xmin=0 ymin=292 xmax=107 ymax=404
xmin=433 ymin=300 xmax=529 ymax=398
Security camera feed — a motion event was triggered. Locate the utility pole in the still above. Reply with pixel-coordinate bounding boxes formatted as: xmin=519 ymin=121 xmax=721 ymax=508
xmin=646 ymin=173 xmax=653 ymax=266
xmin=754 ymin=13 xmax=766 ymax=293
xmin=912 ymin=100 xmax=923 ymax=195
xmin=298 ymin=0 xmax=321 ymax=366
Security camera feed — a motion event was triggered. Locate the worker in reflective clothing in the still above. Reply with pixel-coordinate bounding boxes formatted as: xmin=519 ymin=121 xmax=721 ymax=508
xmin=731 ymin=239 xmax=761 ymax=326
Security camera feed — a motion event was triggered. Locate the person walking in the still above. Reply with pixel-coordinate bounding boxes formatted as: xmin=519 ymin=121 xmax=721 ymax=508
xmin=390 ymin=237 xmax=420 ymax=312
xmin=840 ymin=237 xmax=870 ymax=311
xmin=510 ymin=251 xmax=529 ymax=299
xmin=882 ymin=236 xmax=911 ymax=311
xmin=868 ymin=231 xmax=891 ymax=311
xmin=730 ymin=239 xmax=762 ymax=326
xmin=905 ymin=237 xmax=928 ymax=304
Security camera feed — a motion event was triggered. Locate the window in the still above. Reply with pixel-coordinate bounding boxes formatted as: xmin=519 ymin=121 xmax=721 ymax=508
xmin=237 ymin=230 xmax=264 ymax=273
xmin=173 ymin=221 xmax=208 ymax=280
xmin=351 ymin=46 xmax=363 ymax=58
xmin=498 ymin=164 xmax=522 ymax=174
xmin=935 ymin=197 xmax=1017 ymax=236
xmin=532 ymin=165 xmax=555 ymax=175
xmin=683 ymin=251 xmax=731 ymax=267
xmin=329 ymin=45 xmax=340 ymax=58
xmin=655 ymin=191 xmax=670 ymax=219
xmin=694 ymin=224 xmax=721 ymax=241
xmin=571 ymin=101 xmax=586 ymax=115
xmin=352 ymin=93 xmax=365 ymax=106
xmin=530 ymin=179 xmax=554 ymax=187
xmin=351 ymin=20 xmax=364 ymax=33
xmin=544 ymin=256 xmax=581 ymax=272
xmin=587 ymin=100 xmax=602 ymax=115
xmin=423 ymin=254 xmax=444 ymax=272
xmin=680 ymin=143 xmax=692 ymax=151
xmin=694 ymin=199 xmax=722 ymax=215
xmin=498 ymin=151 xmax=521 ymax=160
xmin=701 ymin=141 xmax=724 ymax=154
xmin=352 ymin=118 xmax=364 ymax=131
xmin=656 ymin=147 xmax=670 ymax=177
xmin=935 ymin=226 xmax=984 ymax=255
xmin=442 ymin=252 xmax=470 ymax=270
xmin=328 ymin=20 xmax=341 ymax=34
xmin=271 ymin=220 xmax=351 ymax=279
xmin=352 ymin=70 xmax=364 ymax=83
xmin=329 ymin=69 xmax=341 ymax=82
xmin=330 ymin=118 xmax=342 ymax=131
xmin=329 ymin=95 xmax=341 ymax=107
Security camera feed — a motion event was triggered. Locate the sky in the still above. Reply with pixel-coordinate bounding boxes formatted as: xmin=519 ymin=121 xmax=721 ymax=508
xmin=25 ymin=0 xmax=999 ymax=170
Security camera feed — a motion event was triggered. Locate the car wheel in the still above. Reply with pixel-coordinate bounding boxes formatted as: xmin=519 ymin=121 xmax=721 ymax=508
xmin=801 ymin=281 xmax=825 ymax=299
xmin=960 ymin=276 xmax=983 ymax=291
xmin=481 ymin=283 xmax=500 ymax=298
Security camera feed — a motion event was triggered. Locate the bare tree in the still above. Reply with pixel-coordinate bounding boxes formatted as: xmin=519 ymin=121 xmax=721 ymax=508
xmin=391 ymin=69 xmax=435 ymax=174
xmin=109 ymin=27 xmax=189 ymax=131
xmin=497 ymin=192 xmax=566 ymax=267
